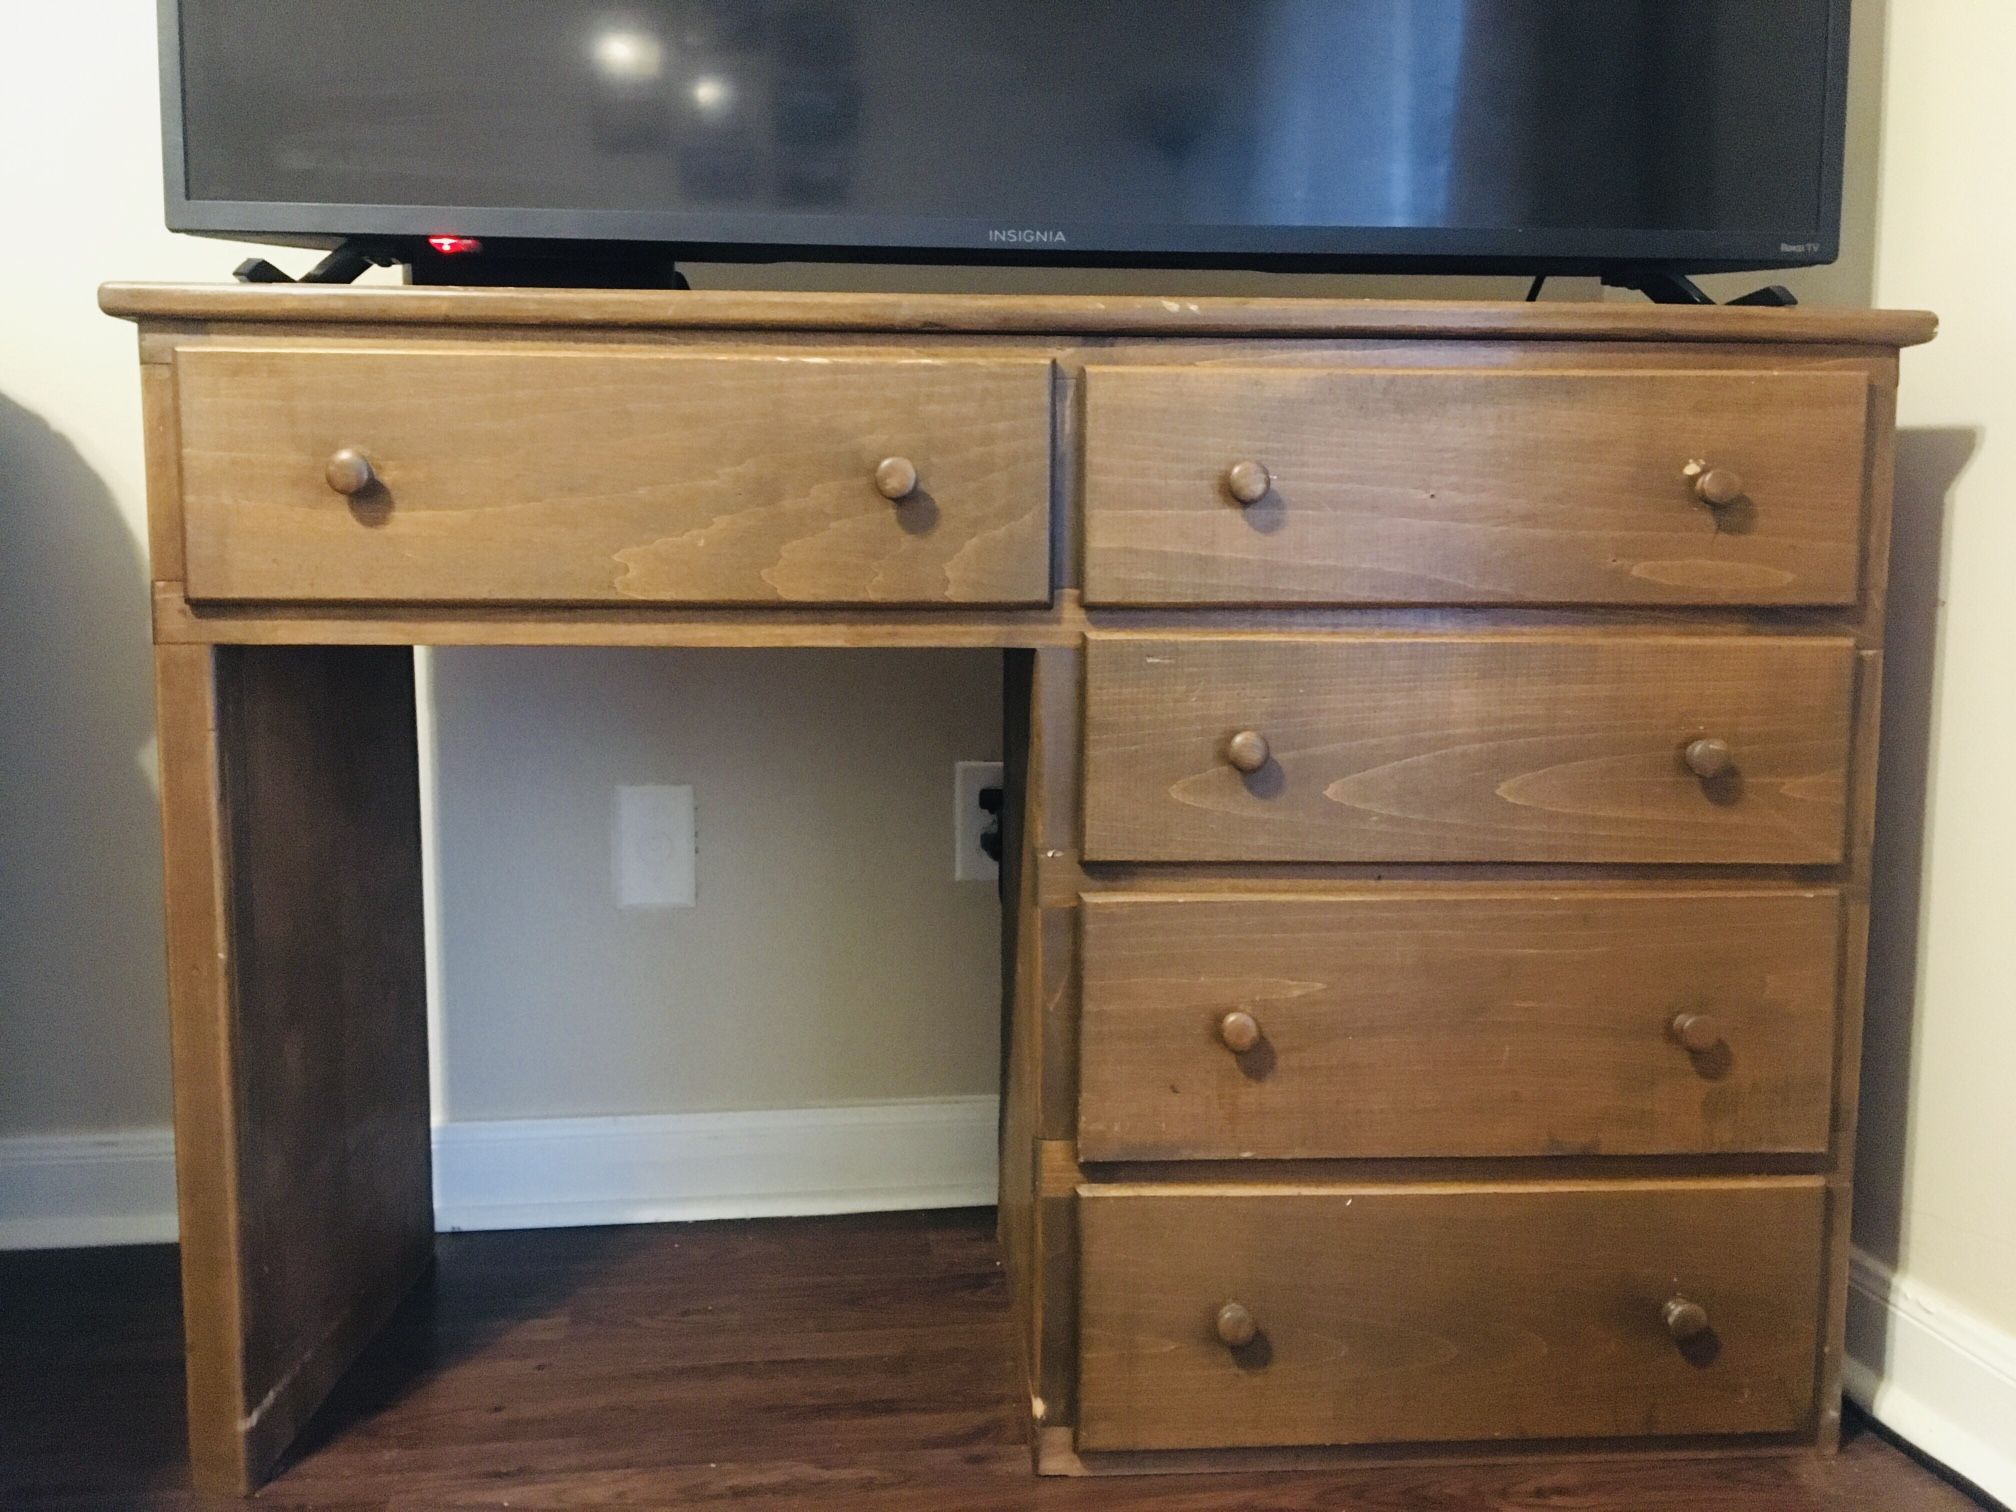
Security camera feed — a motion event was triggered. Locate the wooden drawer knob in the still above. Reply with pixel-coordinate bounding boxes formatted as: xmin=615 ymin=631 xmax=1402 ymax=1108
xmin=1215 ymin=1301 xmax=1259 ymax=1348
xmin=1664 ymin=1296 xmax=1711 ymax=1343
xmin=325 ymin=447 xmax=377 ymax=496
xmin=874 ymin=456 xmax=920 ymax=501
xmin=1670 ymin=1012 xmax=1725 ymax=1054
xmin=1684 ymin=737 xmax=1735 ymax=780
xmin=1217 ymin=1010 xmax=1262 ymax=1055
xmin=1225 ymin=460 xmax=1273 ymax=506
xmin=1688 ymin=463 xmax=1746 ymax=508
xmin=1226 ymin=730 xmax=1271 ymax=774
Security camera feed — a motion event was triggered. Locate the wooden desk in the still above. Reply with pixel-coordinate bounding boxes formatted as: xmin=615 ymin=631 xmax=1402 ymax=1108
xmin=102 ymin=285 xmax=1935 ymax=1493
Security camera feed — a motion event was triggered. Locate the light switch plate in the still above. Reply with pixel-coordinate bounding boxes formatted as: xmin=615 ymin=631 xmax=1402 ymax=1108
xmin=615 ymin=785 xmax=696 ymax=908
xmin=955 ymin=761 xmax=1004 ymax=883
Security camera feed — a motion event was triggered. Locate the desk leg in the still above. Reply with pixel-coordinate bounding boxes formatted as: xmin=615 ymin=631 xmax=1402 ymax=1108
xmin=998 ymin=645 xmax=1082 ymax=1466
xmin=154 ymin=643 xmax=433 ymax=1494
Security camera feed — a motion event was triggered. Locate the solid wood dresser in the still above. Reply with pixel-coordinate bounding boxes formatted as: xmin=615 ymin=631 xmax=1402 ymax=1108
xmin=100 ymin=284 xmax=1934 ymax=1492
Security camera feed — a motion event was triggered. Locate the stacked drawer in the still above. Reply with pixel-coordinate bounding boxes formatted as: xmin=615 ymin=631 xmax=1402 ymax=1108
xmin=1069 ymin=362 xmax=1870 ymax=1454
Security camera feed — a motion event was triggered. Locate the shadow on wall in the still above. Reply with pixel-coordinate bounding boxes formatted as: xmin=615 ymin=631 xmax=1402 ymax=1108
xmin=0 ymin=392 xmax=168 ymax=1133
xmin=1854 ymin=426 xmax=1982 ymax=1306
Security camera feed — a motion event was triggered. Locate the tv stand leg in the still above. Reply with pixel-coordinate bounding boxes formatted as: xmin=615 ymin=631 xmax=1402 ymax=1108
xmin=1603 ymin=268 xmax=1800 ymax=308
xmin=233 ymin=239 xmax=401 ymax=287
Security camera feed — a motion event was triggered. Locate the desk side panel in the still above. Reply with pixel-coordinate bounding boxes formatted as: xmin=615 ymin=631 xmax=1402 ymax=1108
xmin=155 ymin=643 xmax=433 ymax=1493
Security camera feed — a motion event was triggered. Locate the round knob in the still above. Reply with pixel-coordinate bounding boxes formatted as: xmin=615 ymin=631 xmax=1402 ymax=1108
xmin=874 ymin=456 xmax=919 ymax=502
xmin=1215 ymin=1301 xmax=1259 ymax=1348
xmin=1690 ymin=465 xmax=1746 ymax=509
xmin=1226 ymin=730 xmax=1271 ymax=774
xmin=1217 ymin=1010 xmax=1262 ymax=1055
xmin=1684 ymin=738 xmax=1735 ymax=780
xmin=1664 ymin=1297 xmax=1711 ymax=1343
xmin=1670 ymin=1012 xmax=1725 ymax=1054
xmin=325 ymin=447 xmax=377 ymax=496
xmin=1225 ymin=460 xmax=1273 ymax=506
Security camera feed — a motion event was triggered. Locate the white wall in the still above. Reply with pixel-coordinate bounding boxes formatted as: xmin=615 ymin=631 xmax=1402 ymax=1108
xmin=1838 ymin=4 xmax=2016 ymax=1499
xmin=431 ymin=647 xmax=1004 ymax=1120
xmin=0 ymin=5 xmax=235 ymax=1139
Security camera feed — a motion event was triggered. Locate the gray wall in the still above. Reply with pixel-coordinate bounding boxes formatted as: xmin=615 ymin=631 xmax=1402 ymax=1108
xmin=431 ymin=648 xmax=1005 ymax=1119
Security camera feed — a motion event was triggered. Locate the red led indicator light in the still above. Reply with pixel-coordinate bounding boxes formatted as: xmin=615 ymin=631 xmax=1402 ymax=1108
xmin=426 ymin=235 xmax=482 ymax=255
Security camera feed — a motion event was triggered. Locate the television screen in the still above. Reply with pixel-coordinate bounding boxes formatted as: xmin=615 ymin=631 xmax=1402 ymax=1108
xmin=163 ymin=0 xmax=1849 ymax=275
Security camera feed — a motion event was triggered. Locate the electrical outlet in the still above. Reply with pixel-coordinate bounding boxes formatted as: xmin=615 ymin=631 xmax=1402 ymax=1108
xmin=615 ymin=785 xmax=696 ymax=908
xmin=954 ymin=761 xmax=1004 ymax=882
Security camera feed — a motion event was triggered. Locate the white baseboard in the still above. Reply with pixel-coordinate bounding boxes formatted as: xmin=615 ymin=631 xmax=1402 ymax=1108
xmin=1847 ymin=1247 xmax=2016 ymax=1508
xmin=0 ymin=1128 xmax=178 ymax=1249
xmin=0 ymin=1096 xmax=999 ymax=1250
xmin=432 ymin=1097 xmax=998 ymax=1232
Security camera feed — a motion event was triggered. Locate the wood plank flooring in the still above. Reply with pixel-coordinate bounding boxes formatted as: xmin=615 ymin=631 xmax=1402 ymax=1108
xmin=0 ymin=1209 xmax=1990 ymax=1511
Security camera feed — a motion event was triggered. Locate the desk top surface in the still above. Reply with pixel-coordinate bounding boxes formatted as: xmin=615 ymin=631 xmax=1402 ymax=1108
xmin=100 ymin=283 xmax=1938 ymax=349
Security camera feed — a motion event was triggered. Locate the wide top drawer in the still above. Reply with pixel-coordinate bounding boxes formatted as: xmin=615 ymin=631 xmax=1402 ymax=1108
xmin=172 ymin=346 xmax=1054 ymax=606
xmin=1083 ymin=365 xmax=1871 ymax=607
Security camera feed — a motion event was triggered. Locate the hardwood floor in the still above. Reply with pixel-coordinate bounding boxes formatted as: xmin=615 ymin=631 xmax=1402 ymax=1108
xmin=0 ymin=1209 xmax=1989 ymax=1511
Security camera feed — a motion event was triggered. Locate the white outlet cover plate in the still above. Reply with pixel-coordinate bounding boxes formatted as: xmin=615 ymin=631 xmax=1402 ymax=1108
xmin=615 ymin=784 xmax=696 ymax=909
xmin=955 ymin=761 xmax=1004 ymax=882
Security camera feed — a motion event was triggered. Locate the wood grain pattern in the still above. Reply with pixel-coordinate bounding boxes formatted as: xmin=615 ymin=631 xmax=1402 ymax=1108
xmin=98 ymin=282 xmax=1942 ymax=349
xmin=1082 ymin=634 xmax=1857 ymax=864
xmin=1083 ymin=366 xmax=1870 ymax=606
xmin=139 ymin=362 xmax=186 ymax=584
xmin=174 ymin=346 xmax=1053 ymax=605
xmin=150 ymin=644 xmax=246 ymax=1491
xmin=997 ymin=651 xmax=1042 ymax=1444
xmin=153 ymin=644 xmax=433 ymax=1493
xmin=1077 ymin=1181 xmax=1827 ymax=1452
xmin=1078 ymin=888 xmax=1842 ymax=1161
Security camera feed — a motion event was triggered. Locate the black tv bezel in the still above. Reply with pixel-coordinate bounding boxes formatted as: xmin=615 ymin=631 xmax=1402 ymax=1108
xmin=157 ymin=0 xmax=1851 ymax=278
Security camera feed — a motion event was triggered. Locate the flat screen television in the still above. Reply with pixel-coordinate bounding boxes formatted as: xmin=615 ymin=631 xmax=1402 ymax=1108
xmin=161 ymin=0 xmax=1850 ymax=283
